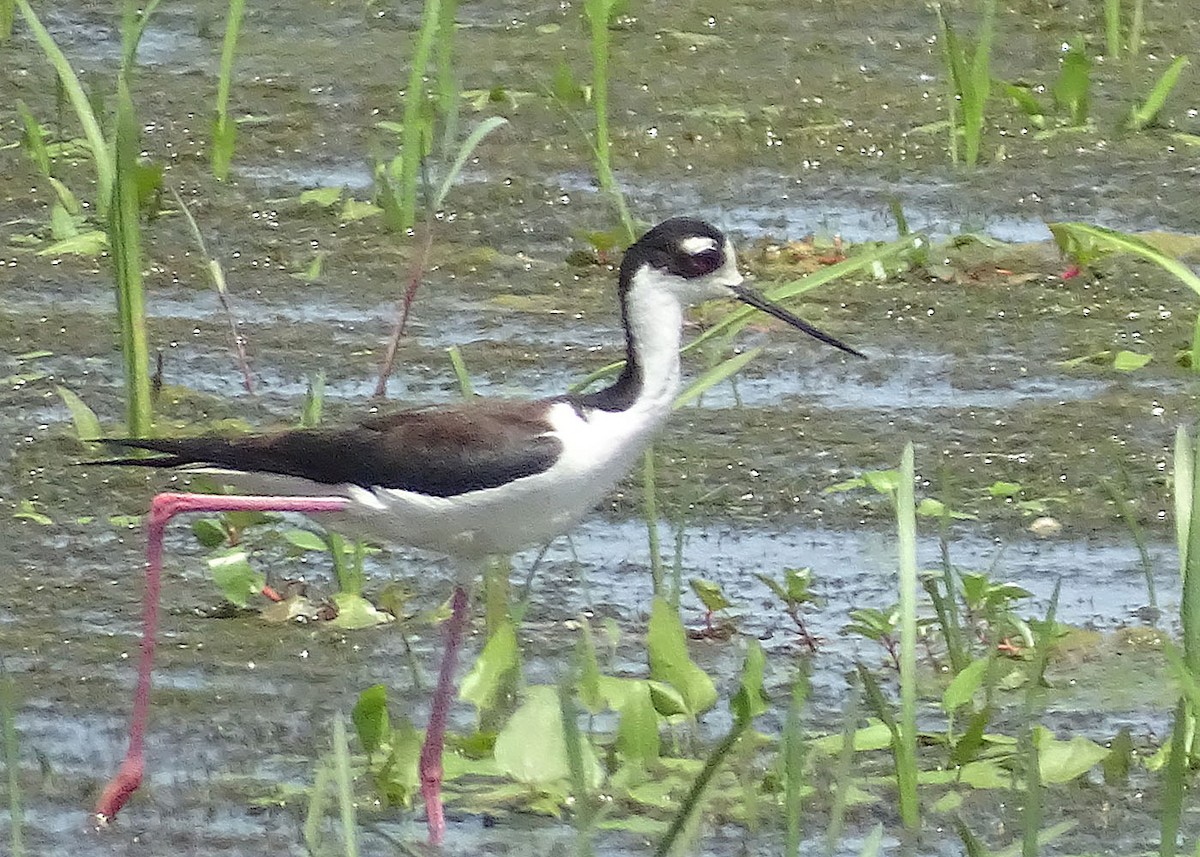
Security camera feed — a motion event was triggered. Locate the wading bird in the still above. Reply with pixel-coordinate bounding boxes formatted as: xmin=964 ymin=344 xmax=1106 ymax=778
xmin=94 ymin=217 xmax=863 ymax=845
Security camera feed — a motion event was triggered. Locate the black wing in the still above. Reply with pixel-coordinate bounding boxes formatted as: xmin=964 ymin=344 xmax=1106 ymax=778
xmin=100 ymin=401 xmax=564 ymax=498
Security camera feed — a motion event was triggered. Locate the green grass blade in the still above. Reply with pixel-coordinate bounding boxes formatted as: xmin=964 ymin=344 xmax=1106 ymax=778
xmin=119 ymin=0 xmax=163 ymax=75
xmin=211 ymin=0 xmax=246 ymax=180
xmin=1047 ymin=224 xmax=1200 ymax=359
xmin=783 ymin=671 xmax=810 ymax=857
xmin=1128 ymin=55 xmax=1189 ymax=131
xmin=584 ymin=0 xmax=635 ymax=242
xmin=432 ymin=116 xmax=508 ymax=209
xmin=1103 ymin=0 xmax=1121 ymax=59
xmin=1175 ymin=429 xmax=1194 ymax=582
xmin=435 ymin=0 xmax=460 ymax=155
xmin=964 ymin=0 xmax=995 ymax=165
xmin=673 ymin=347 xmax=761 ymax=409
xmin=1 ymin=664 xmax=24 ymax=857
xmin=331 ymin=715 xmax=360 ymax=857
xmin=398 ymin=0 xmax=442 ymax=231
xmin=895 ymin=442 xmax=920 ymax=832
xmin=1185 ymin=429 xmax=1200 ymax=675
xmin=110 ymin=78 xmax=153 ymax=437
xmin=643 ymin=448 xmax=664 ymax=596
xmin=0 ymin=0 xmax=14 ymax=41
xmin=1129 ymin=0 xmax=1145 ymax=57
xmin=1159 ymin=698 xmax=1188 ymax=857
xmin=16 ymin=0 xmax=113 ymax=213
xmin=447 ymin=345 xmax=475 ymax=398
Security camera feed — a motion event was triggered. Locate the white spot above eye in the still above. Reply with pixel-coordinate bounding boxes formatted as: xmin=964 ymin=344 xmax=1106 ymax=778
xmin=680 ymin=236 xmax=718 ymax=255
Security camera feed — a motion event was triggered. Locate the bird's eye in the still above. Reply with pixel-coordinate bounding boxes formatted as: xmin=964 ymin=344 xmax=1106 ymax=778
xmin=685 ymin=247 xmax=724 ymax=277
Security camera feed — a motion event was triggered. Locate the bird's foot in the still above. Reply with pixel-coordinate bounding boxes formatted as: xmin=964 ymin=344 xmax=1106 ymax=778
xmin=92 ymin=755 xmax=143 ymax=827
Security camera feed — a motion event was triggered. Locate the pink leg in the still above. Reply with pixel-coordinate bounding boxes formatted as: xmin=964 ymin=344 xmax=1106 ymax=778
xmin=93 ymin=491 xmax=348 ymax=826
xmin=419 ymin=584 xmax=470 ymax=846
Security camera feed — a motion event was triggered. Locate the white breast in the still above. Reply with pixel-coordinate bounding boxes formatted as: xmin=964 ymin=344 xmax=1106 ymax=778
xmin=335 ymin=401 xmax=669 ymax=558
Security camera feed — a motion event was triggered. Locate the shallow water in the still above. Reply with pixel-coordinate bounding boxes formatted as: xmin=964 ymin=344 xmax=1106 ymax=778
xmin=2 ymin=0 xmax=1200 ymax=854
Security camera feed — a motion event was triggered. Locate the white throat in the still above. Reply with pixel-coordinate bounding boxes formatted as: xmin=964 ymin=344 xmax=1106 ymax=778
xmin=622 ymin=267 xmax=687 ymax=417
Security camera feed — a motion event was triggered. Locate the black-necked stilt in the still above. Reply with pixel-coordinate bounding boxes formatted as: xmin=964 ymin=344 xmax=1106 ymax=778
xmin=92 ymin=217 xmax=862 ymax=844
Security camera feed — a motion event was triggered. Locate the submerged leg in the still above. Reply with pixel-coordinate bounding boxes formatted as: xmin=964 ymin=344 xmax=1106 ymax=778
xmin=93 ymin=491 xmax=349 ymax=826
xmin=419 ymin=584 xmax=471 ymax=846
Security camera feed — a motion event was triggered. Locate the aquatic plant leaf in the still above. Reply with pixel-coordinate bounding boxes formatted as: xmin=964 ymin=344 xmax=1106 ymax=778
xmin=1032 ymin=728 xmax=1109 ymax=784
xmin=1112 ymin=350 xmax=1151 ymax=371
xmin=616 ymin=680 xmax=659 ymax=765
xmin=37 ymin=230 xmax=107 ymax=257
xmin=339 ymin=198 xmax=382 ymax=222
xmin=689 ymin=578 xmax=731 ymax=612
xmin=949 ymin=705 xmax=993 ymax=767
xmin=576 ymin=620 xmax=604 ymax=714
xmin=987 ymin=481 xmax=1022 ymax=498
xmin=730 ymin=640 xmax=768 ymax=724
xmin=329 ymin=593 xmax=394 ymax=629
xmin=1052 ymin=40 xmax=1091 ymax=125
xmin=494 ymin=685 xmax=602 ymax=788
xmin=863 ymin=469 xmax=901 ymax=495
xmin=13 ymin=499 xmax=52 ymax=526
xmin=283 ymin=528 xmax=328 ymax=552
xmin=352 ymin=684 xmax=390 ymax=757
xmin=673 ymin=347 xmax=761 ymax=409
xmin=647 ymin=596 xmax=717 ymax=715
xmin=1102 ymin=727 xmax=1133 ymax=786
xmin=207 ymin=547 xmax=263 ymax=607
xmin=191 ymin=518 xmax=228 ymax=549
xmin=942 ymin=657 xmax=988 ymax=713
xmin=460 ymin=620 xmax=519 ymax=712
xmin=1128 ymin=55 xmax=1190 ymax=131
xmin=54 ymin=386 xmax=101 ymax=440
xmin=432 ymin=116 xmax=508 ymax=209
xmin=811 ymin=715 xmax=897 ymax=748
xmin=1049 ymin=223 xmax=1200 ymax=299
xmin=299 ymin=187 xmax=343 ymax=208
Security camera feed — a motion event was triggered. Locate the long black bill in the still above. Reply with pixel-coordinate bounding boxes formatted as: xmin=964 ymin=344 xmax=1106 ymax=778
xmin=730 ymin=283 xmax=866 ymax=359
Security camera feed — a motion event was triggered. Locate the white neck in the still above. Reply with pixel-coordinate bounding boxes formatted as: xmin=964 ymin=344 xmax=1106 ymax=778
xmin=622 ymin=269 xmax=685 ymax=418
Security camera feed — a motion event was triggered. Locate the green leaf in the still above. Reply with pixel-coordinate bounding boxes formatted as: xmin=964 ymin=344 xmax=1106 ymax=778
xmin=987 ymin=480 xmax=1022 ymax=498
xmin=1033 ymin=727 xmax=1109 ymax=783
xmin=576 ymin=620 xmax=604 ymax=714
xmin=299 ymin=186 xmax=343 ymax=207
xmin=37 ymin=230 xmax=107 ymax=256
xmin=1102 ymin=727 xmax=1133 ymax=786
xmin=1052 ymin=40 xmax=1091 ymax=125
xmin=339 ymin=198 xmax=382 ymax=222
xmin=862 ymin=469 xmax=902 ymax=495
xmin=647 ymin=597 xmax=717 ymax=716
xmin=1112 ymin=350 xmax=1151 ymax=371
xmin=616 ymin=680 xmax=660 ymax=765
xmin=352 ymin=684 xmax=390 ymax=756
xmin=494 ymin=685 xmax=602 ymax=787
xmin=17 ymin=99 xmax=50 ymax=175
xmin=942 ymin=657 xmax=989 ymax=713
xmin=689 ymin=577 xmax=732 ymax=612
xmin=1128 ymin=55 xmax=1189 ymax=131
xmin=730 ymin=640 xmax=768 ymax=724
xmin=207 ymin=547 xmax=264 ymax=607
xmin=673 ymin=347 xmax=761 ymax=409
xmin=1049 ymin=222 xmax=1200 ymax=299
xmin=54 ymin=386 xmax=101 ymax=440
xmin=49 ymin=203 xmax=78 ymax=240
xmin=13 ymin=499 xmax=52 ymax=526
xmin=432 ymin=116 xmax=508 ymax=209
xmin=459 ymin=620 xmax=519 ymax=712
xmin=211 ymin=113 xmax=237 ymax=181
xmin=191 ymin=518 xmax=228 ymax=548
xmin=282 ymin=528 xmax=329 ymax=552
xmin=328 ymin=592 xmax=394 ymax=629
